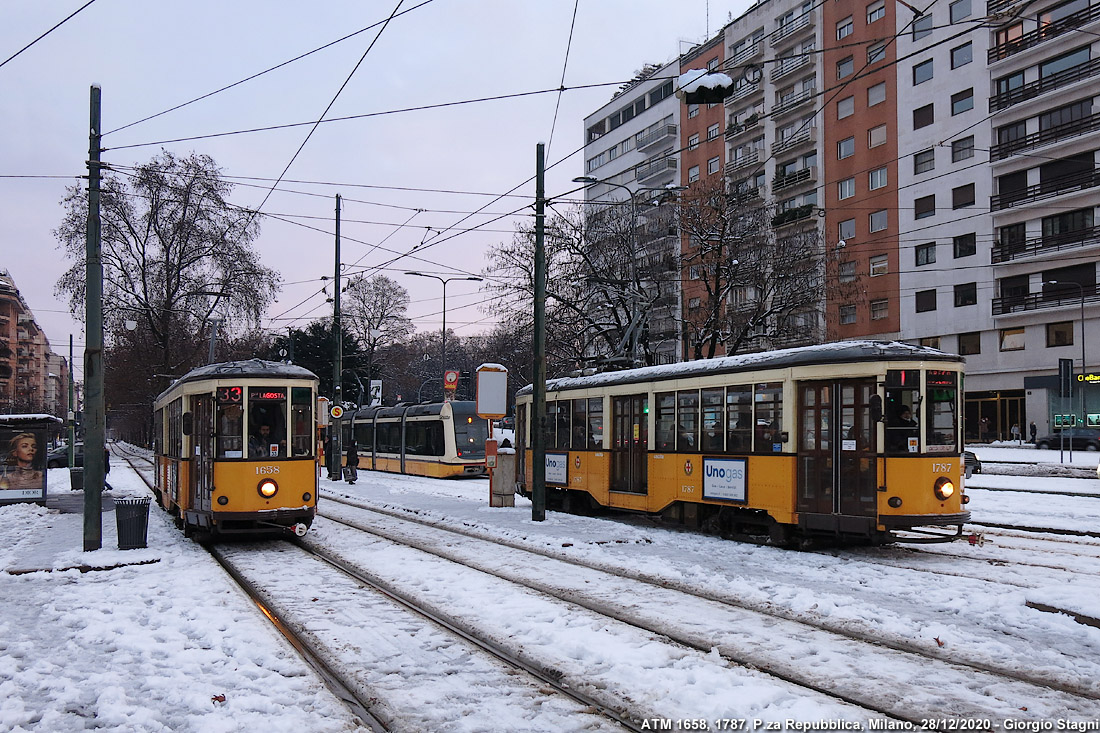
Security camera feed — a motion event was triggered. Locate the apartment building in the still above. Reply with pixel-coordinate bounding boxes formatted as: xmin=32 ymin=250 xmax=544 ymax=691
xmin=581 ymin=59 xmax=683 ymax=364
xmin=0 ymin=270 xmax=68 ymax=415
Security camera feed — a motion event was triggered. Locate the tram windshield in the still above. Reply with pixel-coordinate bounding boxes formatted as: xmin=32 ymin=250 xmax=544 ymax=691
xmin=248 ymin=387 xmax=287 ymax=458
xmin=925 ymin=370 xmax=958 ymax=452
xmin=454 ymin=415 xmax=488 ymax=457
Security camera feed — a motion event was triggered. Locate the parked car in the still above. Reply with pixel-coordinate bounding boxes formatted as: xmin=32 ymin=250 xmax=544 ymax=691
xmin=47 ymin=443 xmax=83 ymax=468
xmin=963 ymin=450 xmax=981 ymax=475
xmin=1034 ymin=428 xmax=1100 ymax=451
xmin=495 ymin=416 xmax=515 ymax=430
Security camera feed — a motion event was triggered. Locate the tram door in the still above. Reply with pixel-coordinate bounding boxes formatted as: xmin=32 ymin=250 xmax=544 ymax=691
xmin=797 ymin=380 xmax=877 ymax=518
xmin=189 ymin=394 xmax=215 ymax=513
xmin=611 ymin=394 xmax=648 ymax=493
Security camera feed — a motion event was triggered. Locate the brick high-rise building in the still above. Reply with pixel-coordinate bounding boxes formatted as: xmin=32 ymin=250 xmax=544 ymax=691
xmin=0 ymin=270 xmax=68 ymax=416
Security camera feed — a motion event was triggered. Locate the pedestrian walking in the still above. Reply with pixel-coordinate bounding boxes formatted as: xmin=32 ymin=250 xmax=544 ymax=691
xmin=1010 ymin=423 xmax=1021 ymax=444
xmin=344 ymin=441 xmax=359 ymax=484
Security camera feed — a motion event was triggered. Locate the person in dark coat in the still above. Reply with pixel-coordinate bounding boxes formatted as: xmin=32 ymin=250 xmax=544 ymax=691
xmin=345 ymin=441 xmax=359 ymax=484
xmin=1029 ymin=421 xmax=1037 ymax=444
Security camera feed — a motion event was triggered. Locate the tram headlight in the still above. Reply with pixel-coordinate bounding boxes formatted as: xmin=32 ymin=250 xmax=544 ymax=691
xmin=933 ymin=477 xmax=955 ymax=501
xmin=257 ymin=478 xmax=279 ymax=499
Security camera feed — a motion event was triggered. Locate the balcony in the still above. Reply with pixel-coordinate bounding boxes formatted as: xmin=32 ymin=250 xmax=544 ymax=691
xmin=989 ymin=57 xmax=1100 ymax=113
xmin=991 ymin=167 xmax=1100 ymax=210
xmin=993 ymin=283 xmax=1100 ymax=316
xmin=773 ymin=87 xmax=816 ymax=117
xmin=636 ymin=157 xmax=677 ymax=183
xmin=725 ymin=114 xmax=760 ymax=140
xmin=725 ymin=150 xmax=760 ymax=175
xmin=772 ymin=166 xmax=816 ymax=193
xmin=770 ymin=53 xmax=811 ymax=82
xmin=726 ymin=81 xmax=762 ymax=104
xmin=770 ymin=14 xmax=813 ymax=47
xmin=992 ymin=223 xmax=1100 ymax=263
xmin=771 ymin=126 xmax=816 ymax=156
xmin=729 ymin=41 xmax=763 ymax=67
xmin=987 ymin=0 xmax=1021 ymax=13
xmin=989 ymin=4 xmax=1100 ymax=63
xmin=636 ymin=124 xmax=678 ymax=152
xmin=990 ymin=111 xmax=1100 ymax=161
xmin=771 ymin=204 xmax=816 ymax=227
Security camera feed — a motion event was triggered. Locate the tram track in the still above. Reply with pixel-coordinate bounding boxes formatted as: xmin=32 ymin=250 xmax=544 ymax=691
xmin=317 ymin=491 xmax=1100 ymax=720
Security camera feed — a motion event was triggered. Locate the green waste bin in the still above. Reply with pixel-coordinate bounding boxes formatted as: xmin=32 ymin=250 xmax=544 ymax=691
xmin=115 ymin=497 xmax=151 ymax=550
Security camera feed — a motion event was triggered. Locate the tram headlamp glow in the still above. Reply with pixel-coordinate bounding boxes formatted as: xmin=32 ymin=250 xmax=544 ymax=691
xmin=257 ymin=478 xmax=279 ymax=499
xmin=934 ymin=477 xmax=955 ymax=501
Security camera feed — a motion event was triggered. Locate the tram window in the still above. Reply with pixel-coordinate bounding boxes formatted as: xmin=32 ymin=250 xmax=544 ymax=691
xmin=216 ymin=401 xmax=244 ymax=458
xmin=168 ymin=399 xmax=183 ymax=459
xmin=544 ymin=402 xmax=561 ymax=448
xmin=406 ymin=422 xmax=430 ymax=455
xmin=886 ymin=370 xmax=920 ymax=453
xmin=655 ymin=392 xmax=677 ymax=451
xmin=248 ymin=388 xmax=287 ymax=458
xmin=571 ymin=399 xmax=587 ymax=448
xmin=290 ymin=387 xmax=313 ymax=457
xmin=355 ymin=423 xmax=373 ymax=450
xmin=726 ymin=386 xmax=752 ymax=452
xmin=925 ymin=371 xmax=958 ymax=452
xmin=426 ymin=422 xmax=445 ymax=456
xmin=588 ymin=398 xmax=604 ymax=447
xmin=377 ymin=423 xmax=400 ymax=453
xmin=556 ymin=401 xmax=572 ymax=449
xmin=754 ymin=383 xmax=783 ymax=453
xmin=678 ymin=391 xmax=700 ymax=452
xmin=701 ymin=389 xmax=724 ymax=452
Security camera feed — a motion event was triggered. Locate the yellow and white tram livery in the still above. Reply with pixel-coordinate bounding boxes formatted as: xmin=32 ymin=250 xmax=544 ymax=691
xmin=515 ymin=341 xmax=970 ymax=545
xmin=153 ymin=359 xmax=319 ymax=538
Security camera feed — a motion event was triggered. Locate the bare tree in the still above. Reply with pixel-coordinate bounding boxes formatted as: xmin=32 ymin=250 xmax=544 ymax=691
xmin=342 ymin=275 xmax=414 ymax=396
xmin=678 ymin=179 xmax=836 ymax=359
xmin=54 ymin=151 xmax=279 ymax=376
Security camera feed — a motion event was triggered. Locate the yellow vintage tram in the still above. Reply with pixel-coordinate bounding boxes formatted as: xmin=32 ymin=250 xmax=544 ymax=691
xmin=515 ymin=341 xmax=970 ymax=545
xmin=153 ymin=360 xmax=319 ymax=538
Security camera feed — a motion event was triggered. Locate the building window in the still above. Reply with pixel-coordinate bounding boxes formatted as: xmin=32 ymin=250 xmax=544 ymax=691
xmin=870 ymin=254 xmax=888 ymax=276
xmin=951 ymin=43 xmax=973 ymax=69
xmin=914 ymin=149 xmax=935 ymax=174
xmin=707 ymin=156 xmax=721 ymax=174
xmin=837 ymin=56 xmax=854 ymax=79
xmin=867 ymin=0 xmax=885 ymax=23
xmin=1041 ymin=46 xmax=1091 ymax=79
xmin=839 ymin=218 xmax=855 ymax=240
xmin=688 ymin=165 xmax=700 ymax=182
xmin=1000 ymin=327 xmax=1025 ymax=351
xmin=838 ymin=136 xmax=855 ymax=159
xmin=1047 ymin=321 xmax=1074 ymax=347
xmin=690 ymin=266 xmax=701 ymax=279
xmin=688 ymin=297 xmax=702 ymax=309
xmin=867 ymin=43 xmax=886 ymax=63
xmin=921 ymin=336 xmax=942 ymax=349
xmin=915 ymin=242 xmax=936 ymax=266
xmin=954 ymin=233 xmax=976 ymax=258
xmin=871 ymin=298 xmax=889 ymax=320
xmin=839 ymin=305 xmax=858 ymax=324
xmin=913 ymin=59 xmax=933 ymax=85
xmin=839 ymin=261 xmax=857 ymax=282
xmin=952 ymin=136 xmax=975 ymax=161
xmin=868 ymin=82 xmax=886 ymax=107
xmin=951 ymin=89 xmax=974 ymax=115
xmin=914 ymin=195 xmax=936 ymax=219
xmin=958 ymin=332 xmax=981 ymax=355
xmin=950 ymin=0 xmax=971 ymax=21
xmin=869 ymin=124 xmax=887 ymax=148
xmin=869 ymin=209 xmax=888 ymax=232
xmin=688 ymin=134 xmax=699 ymax=150
xmin=954 ymin=282 xmax=977 ymax=307
xmin=912 ymin=13 xmax=933 ymax=39
xmin=869 ymin=166 xmax=888 ymax=190
xmin=838 ymin=177 xmax=856 ymax=200
xmin=837 ymin=16 xmax=853 ymax=39
xmin=952 ymin=183 xmax=975 ymax=208
xmin=913 ymin=104 xmax=934 ymax=129
xmin=688 ymin=104 xmax=699 ymax=118
xmin=916 ymin=289 xmax=937 ymax=312
xmin=838 ymin=96 xmax=855 ymax=119
xmin=707 ymin=123 xmax=720 ymax=140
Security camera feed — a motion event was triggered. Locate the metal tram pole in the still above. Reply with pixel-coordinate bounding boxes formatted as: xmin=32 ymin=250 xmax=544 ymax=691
xmin=83 ymin=85 xmax=105 ymax=551
xmin=532 ymin=143 xmax=547 ymax=522
xmin=331 ymin=194 xmax=343 ymax=480
xmin=1048 ymin=280 xmax=1086 ymax=462
xmin=405 ymin=272 xmax=483 ymax=400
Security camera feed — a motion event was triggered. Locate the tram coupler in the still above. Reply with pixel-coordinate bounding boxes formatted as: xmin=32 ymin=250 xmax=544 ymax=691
xmin=966 ymin=532 xmax=986 ymax=547
xmin=292 ymin=523 xmax=309 ymax=537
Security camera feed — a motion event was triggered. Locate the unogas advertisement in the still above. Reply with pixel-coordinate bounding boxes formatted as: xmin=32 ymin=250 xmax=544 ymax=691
xmin=702 ymin=457 xmax=747 ymax=503
xmin=0 ymin=427 xmax=48 ymax=502
xmin=545 ymin=452 xmax=569 ymax=485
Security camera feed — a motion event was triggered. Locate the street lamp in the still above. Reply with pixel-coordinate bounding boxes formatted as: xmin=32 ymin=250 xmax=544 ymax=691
xmin=1045 ymin=279 xmax=1088 ymax=427
xmin=405 ymin=272 xmax=483 ymax=396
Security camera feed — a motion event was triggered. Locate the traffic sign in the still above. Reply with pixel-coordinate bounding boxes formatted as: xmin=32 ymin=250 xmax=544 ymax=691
xmin=330 ymin=405 xmax=344 ymax=419
xmin=443 ymin=370 xmax=460 ymax=390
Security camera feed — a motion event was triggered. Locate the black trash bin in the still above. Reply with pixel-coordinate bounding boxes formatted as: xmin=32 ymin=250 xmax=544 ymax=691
xmin=115 ymin=497 xmax=151 ymax=550
xmin=69 ymin=467 xmax=84 ymax=491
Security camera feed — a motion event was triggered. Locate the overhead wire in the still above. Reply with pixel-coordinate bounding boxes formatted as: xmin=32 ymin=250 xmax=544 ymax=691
xmin=545 ymin=0 xmax=582 ymax=158
xmin=0 ymin=0 xmax=99 ymax=71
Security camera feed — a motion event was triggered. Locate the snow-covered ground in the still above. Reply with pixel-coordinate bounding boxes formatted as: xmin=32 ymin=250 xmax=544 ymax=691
xmin=2 ymin=445 xmax=1099 ymax=730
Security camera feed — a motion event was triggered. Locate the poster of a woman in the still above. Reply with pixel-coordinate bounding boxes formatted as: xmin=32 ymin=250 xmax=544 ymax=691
xmin=0 ymin=430 xmax=46 ymax=496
